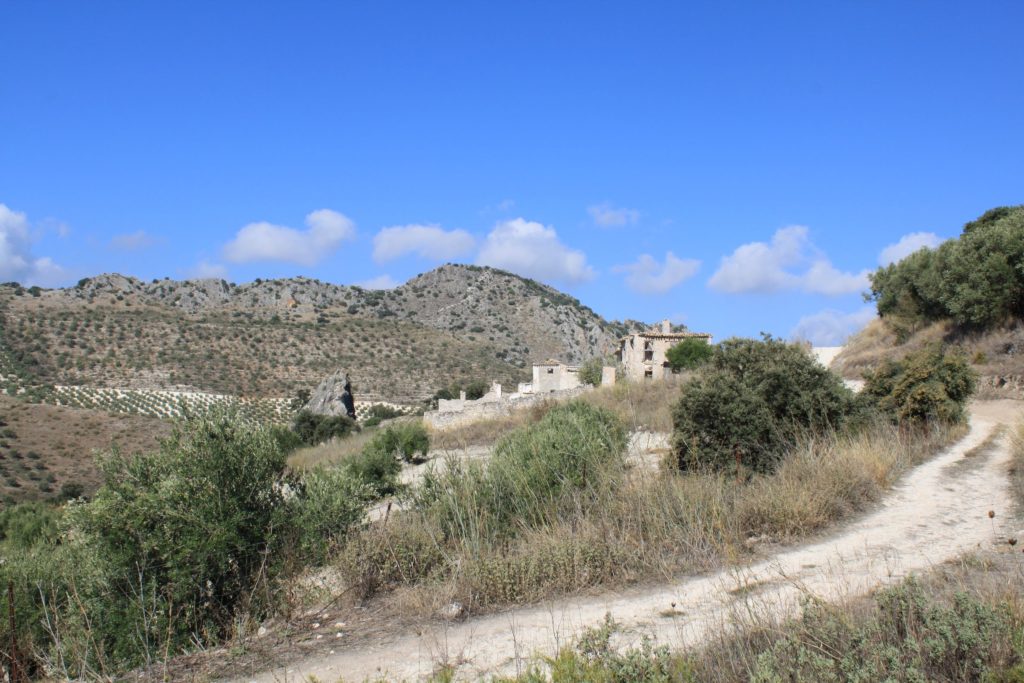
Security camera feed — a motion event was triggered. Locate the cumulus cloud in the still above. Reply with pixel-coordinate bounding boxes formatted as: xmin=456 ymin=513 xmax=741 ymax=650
xmin=223 ymin=209 xmax=355 ymax=266
xmin=0 ymin=203 xmax=67 ymax=286
xmin=791 ymin=306 xmax=876 ymax=346
xmin=476 ymin=218 xmax=595 ymax=284
xmin=110 ymin=230 xmax=161 ymax=251
xmin=709 ymin=225 xmax=869 ymax=295
xmin=878 ymin=231 xmax=942 ymax=266
xmin=357 ymin=274 xmax=399 ymax=290
xmin=184 ymin=260 xmax=228 ymax=280
xmin=588 ymin=202 xmax=640 ymax=228
xmin=612 ymin=252 xmax=700 ymax=294
xmin=372 ymin=224 xmax=476 ymax=263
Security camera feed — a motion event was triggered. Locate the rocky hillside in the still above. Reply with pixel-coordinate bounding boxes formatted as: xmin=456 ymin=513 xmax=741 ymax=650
xmin=832 ymin=317 xmax=1024 ymax=399
xmin=0 ymin=265 xmax=641 ymax=403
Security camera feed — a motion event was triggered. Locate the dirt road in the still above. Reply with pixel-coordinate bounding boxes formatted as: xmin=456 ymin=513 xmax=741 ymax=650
xmin=233 ymin=400 xmax=1020 ymax=682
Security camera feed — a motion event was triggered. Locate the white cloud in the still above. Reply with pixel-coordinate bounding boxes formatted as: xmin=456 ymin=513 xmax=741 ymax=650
xmin=357 ymin=274 xmax=399 ymax=290
xmin=372 ymin=224 xmax=476 ymax=263
xmin=223 ymin=209 xmax=355 ymax=266
xmin=476 ymin=217 xmax=595 ymax=284
xmin=0 ymin=203 xmax=67 ymax=286
xmin=878 ymin=232 xmax=942 ymax=265
xmin=709 ymin=225 xmax=868 ymax=296
xmin=613 ymin=251 xmax=700 ymax=294
xmin=802 ymin=260 xmax=871 ymax=296
xmin=791 ymin=307 xmax=876 ymax=346
xmin=185 ymin=260 xmax=228 ymax=280
xmin=110 ymin=230 xmax=160 ymax=251
xmin=496 ymin=199 xmax=516 ymax=212
xmin=588 ymin=202 xmax=640 ymax=228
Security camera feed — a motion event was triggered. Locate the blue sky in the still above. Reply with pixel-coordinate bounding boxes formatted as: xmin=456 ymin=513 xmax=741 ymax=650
xmin=2 ymin=2 xmax=1022 ymax=345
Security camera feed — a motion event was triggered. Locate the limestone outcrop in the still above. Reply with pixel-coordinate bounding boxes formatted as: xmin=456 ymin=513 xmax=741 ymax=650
xmin=305 ymin=370 xmax=355 ymax=417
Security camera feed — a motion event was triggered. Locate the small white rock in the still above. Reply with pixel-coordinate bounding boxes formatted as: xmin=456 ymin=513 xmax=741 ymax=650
xmin=257 ymin=626 xmax=268 ymax=637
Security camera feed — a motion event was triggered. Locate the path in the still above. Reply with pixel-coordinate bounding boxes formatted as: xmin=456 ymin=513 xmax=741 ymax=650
xmin=234 ymin=400 xmax=1021 ymax=683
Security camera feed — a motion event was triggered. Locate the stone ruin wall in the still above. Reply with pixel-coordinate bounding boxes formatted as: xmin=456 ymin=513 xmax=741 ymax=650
xmin=424 ymin=385 xmax=591 ymax=430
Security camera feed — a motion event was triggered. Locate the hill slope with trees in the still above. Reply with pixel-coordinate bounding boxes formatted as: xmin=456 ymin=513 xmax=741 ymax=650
xmin=835 ymin=205 xmax=1024 ymax=397
xmin=0 ymin=264 xmax=641 ymax=402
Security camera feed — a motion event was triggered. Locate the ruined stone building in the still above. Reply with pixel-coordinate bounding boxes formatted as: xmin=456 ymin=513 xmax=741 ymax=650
xmin=617 ymin=320 xmax=712 ymax=381
xmin=529 ymin=359 xmax=582 ymax=393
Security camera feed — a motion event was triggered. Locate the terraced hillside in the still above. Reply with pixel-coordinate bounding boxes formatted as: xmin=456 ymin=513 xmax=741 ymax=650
xmin=0 ymin=265 xmax=640 ymax=403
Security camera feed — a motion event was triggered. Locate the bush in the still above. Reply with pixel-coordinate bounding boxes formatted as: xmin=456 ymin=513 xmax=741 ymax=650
xmin=366 ymin=403 xmax=403 ymax=421
xmin=0 ymin=501 xmax=61 ymax=549
xmin=59 ymin=481 xmax=85 ymax=500
xmin=63 ymin=409 xmax=294 ymax=666
xmin=861 ymin=345 xmax=977 ymax=424
xmin=417 ymin=401 xmax=626 ymax=542
xmin=270 ymin=424 xmax=305 ymax=454
xmin=372 ymin=421 xmax=430 ymax=463
xmin=666 ymin=337 xmax=713 ymax=372
xmin=292 ymin=466 xmax=370 ymax=564
xmin=427 ymin=380 xmax=490 ymax=408
xmin=672 ymin=336 xmax=855 ymax=473
xmin=342 ymin=442 xmax=402 ymax=498
xmin=751 ymin=579 xmax=1017 ymax=682
xmin=292 ymin=409 xmax=358 ymax=446
xmin=577 ymin=357 xmax=605 ymax=386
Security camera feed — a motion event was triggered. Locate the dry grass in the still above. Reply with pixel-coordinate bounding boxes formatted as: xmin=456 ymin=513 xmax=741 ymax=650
xmin=577 ymin=376 xmax=686 ymax=432
xmin=832 ymin=318 xmax=949 ymax=378
xmin=834 ymin=317 xmax=1024 ymax=400
xmin=287 ymin=428 xmax=380 ymax=470
xmin=428 ymin=378 xmax=686 ymax=451
xmin=0 ymin=395 xmax=170 ymax=504
xmin=332 ymin=416 xmax=962 ymax=619
xmin=427 ymin=401 xmax=559 ymax=450
xmin=1011 ymin=420 xmax=1024 ymax=512
xmin=736 ymin=422 xmax=966 ymax=540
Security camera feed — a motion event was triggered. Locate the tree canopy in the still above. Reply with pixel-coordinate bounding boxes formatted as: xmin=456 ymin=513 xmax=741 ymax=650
xmin=868 ymin=205 xmax=1024 ymax=331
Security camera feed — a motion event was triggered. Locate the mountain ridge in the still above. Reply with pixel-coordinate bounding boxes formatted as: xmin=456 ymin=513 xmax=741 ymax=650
xmin=1 ymin=264 xmax=655 ymax=402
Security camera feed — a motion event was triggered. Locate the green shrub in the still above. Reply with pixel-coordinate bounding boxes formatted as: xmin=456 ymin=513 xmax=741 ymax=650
xmin=751 ymin=578 xmax=1017 ymax=683
xmin=577 ymin=357 xmax=605 ymax=386
xmin=417 ymin=401 xmax=626 ymax=542
xmin=370 ymin=421 xmax=430 ymax=463
xmin=672 ymin=336 xmax=854 ymax=474
xmin=427 ymin=380 xmax=490 ymax=408
xmin=861 ymin=345 xmax=976 ymax=424
xmin=343 ymin=441 xmax=403 ymax=498
xmin=270 ymin=424 xmax=305 ymax=454
xmin=0 ymin=501 xmax=61 ymax=549
xmin=292 ymin=409 xmax=359 ymax=445
xmin=666 ymin=337 xmax=713 ymax=372
xmin=366 ymin=403 xmax=404 ymax=421
xmin=63 ymin=409 xmax=294 ymax=666
xmin=498 ymin=613 xmax=685 ymax=682
xmin=293 ymin=466 xmax=370 ymax=564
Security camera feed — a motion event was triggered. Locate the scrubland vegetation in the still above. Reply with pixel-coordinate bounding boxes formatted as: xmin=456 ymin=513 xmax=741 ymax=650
xmin=490 ymin=556 xmax=1024 ymax=683
xmin=488 ymin=418 xmax=1024 ymax=683
xmin=2 ymin=209 xmax=1016 ymax=683
xmin=837 ymin=205 xmax=1024 ymax=398
xmin=1 ymin=330 xmax=986 ymax=680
